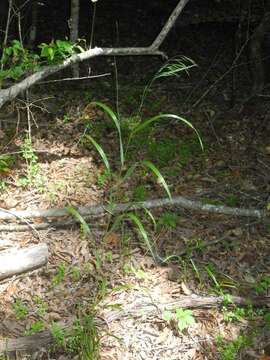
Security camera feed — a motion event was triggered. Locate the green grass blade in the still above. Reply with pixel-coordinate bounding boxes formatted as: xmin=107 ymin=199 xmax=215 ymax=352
xmin=143 ymin=208 xmax=157 ymax=231
xmin=141 ymin=160 xmax=171 ymax=199
xmin=92 ymin=101 xmax=124 ymax=166
xmin=153 ymin=56 xmax=196 ymax=81
xmin=66 ymin=207 xmax=91 ymax=236
xmin=126 ymin=213 xmax=156 ymax=260
xmin=132 ymin=113 xmax=203 ymax=150
xmin=84 ymin=134 xmax=110 ymax=172
xmin=121 ymin=163 xmax=138 ymax=184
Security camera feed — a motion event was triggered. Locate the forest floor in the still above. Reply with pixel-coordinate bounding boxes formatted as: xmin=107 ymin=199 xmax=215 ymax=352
xmin=0 ymin=22 xmax=270 ymax=360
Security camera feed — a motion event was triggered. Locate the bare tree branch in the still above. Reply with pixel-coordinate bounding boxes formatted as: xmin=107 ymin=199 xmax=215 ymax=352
xmin=0 ymin=0 xmax=191 ymax=109
xmin=151 ymin=0 xmax=191 ymax=49
xmin=0 ymin=46 xmax=165 ymax=109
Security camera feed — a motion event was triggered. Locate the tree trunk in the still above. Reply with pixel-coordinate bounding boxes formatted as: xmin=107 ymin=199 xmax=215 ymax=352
xmin=70 ymin=0 xmax=80 ymax=77
xmin=249 ymin=12 xmax=270 ymax=94
xmin=27 ymin=0 xmax=38 ymax=49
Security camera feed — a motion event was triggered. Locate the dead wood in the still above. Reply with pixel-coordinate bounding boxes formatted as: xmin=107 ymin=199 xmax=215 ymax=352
xmin=104 ymin=294 xmax=270 ymax=323
xmin=0 ymin=294 xmax=269 ymax=355
xmin=0 ymin=194 xmax=267 ymax=232
xmin=0 ymin=243 xmax=48 ymax=280
xmin=0 ymin=317 xmax=75 ymax=354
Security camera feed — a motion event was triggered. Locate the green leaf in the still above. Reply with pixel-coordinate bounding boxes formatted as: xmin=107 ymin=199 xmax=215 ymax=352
xmin=141 ymin=160 xmax=171 ymax=199
xmin=132 ymin=114 xmax=203 ymax=151
xmin=153 ymin=56 xmax=196 ymax=81
xmin=175 ymin=308 xmax=195 ymax=332
xmin=66 ymin=207 xmax=91 ymax=236
xmin=92 ymin=101 xmax=124 ymax=166
xmin=143 ymin=208 xmax=157 ymax=231
xmin=125 ymin=213 xmax=156 ymax=260
xmin=84 ymin=134 xmax=110 ymax=172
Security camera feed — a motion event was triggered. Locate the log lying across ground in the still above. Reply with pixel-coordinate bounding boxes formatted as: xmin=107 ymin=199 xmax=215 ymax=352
xmin=0 ymin=294 xmax=269 ymax=354
xmin=0 ymin=195 xmax=268 ymax=232
xmin=0 ymin=317 xmax=75 ymax=354
xmin=0 ymin=195 xmax=266 ymax=221
xmin=0 ymin=243 xmax=48 ymax=280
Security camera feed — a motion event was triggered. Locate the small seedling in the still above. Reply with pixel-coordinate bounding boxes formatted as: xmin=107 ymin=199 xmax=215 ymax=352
xmin=13 ymin=299 xmax=28 ymax=320
xmin=51 ymin=322 xmax=66 ymax=348
xmin=264 ymin=312 xmax=270 ymax=328
xmin=163 ymin=307 xmax=195 ymax=332
xmin=225 ymin=194 xmax=239 ymax=207
xmin=157 ymin=212 xmax=179 ymax=229
xmin=33 ymin=295 xmax=48 ymax=316
xmin=52 ymin=264 xmax=66 ymax=287
xmin=216 ymin=334 xmax=252 ymax=360
xmin=222 ymin=307 xmax=245 ymax=323
xmin=19 ymin=136 xmax=42 ymax=187
xmin=133 ymin=184 xmax=147 ymax=202
xmin=67 ymin=315 xmax=100 ymax=359
xmin=254 ymin=275 xmax=270 ymax=294
xmin=0 ymin=154 xmax=14 ymax=175
xmin=24 ymin=320 xmax=44 ymax=336
xmin=71 ymin=266 xmax=81 ymax=282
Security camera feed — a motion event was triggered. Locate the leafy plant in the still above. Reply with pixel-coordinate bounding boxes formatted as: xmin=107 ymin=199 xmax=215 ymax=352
xmin=51 ymin=322 xmax=66 ymax=348
xmin=0 ymin=38 xmax=83 ymax=85
xmin=225 ymin=194 xmax=239 ymax=207
xmin=71 ymin=266 xmax=81 ymax=282
xmin=157 ymin=212 xmax=179 ymax=229
xmin=264 ymin=312 xmax=270 ymax=328
xmin=139 ymin=56 xmax=196 ymax=113
xmin=0 ymin=180 xmax=7 ymax=192
xmin=0 ymin=40 xmax=40 ymax=83
xmin=51 ymin=264 xmax=66 ymax=287
xmin=13 ymin=299 xmax=28 ymax=320
xmin=96 ymin=169 xmax=110 ymax=188
xmin=223 ymin=307 xmax=245 ymax=323
xmin=33 ymin=295 xmax=48 ymax=316
xmin=216 ymin=334 xmax=252 ymax=360
xmin=254 ymin=275 xmax=270 ymax=294
xmin=18 ymin=136 xmax=40 ymax=187
xmin=175 ymin=308 xmax=195 ymax=332
xmin=38 ymin=39 xmax=83 ymax=64
xmin=163 ymin=307 xmax=195 ymax=332
xmin=67 ymin=315 xmax=101 ymax=359
xmin=133 ymin=184 xmax=147 ymax=202
xmin=79 ymin=58 xmax=202 ymax=261
xmin=24 ymin=321 xmax=44 ymax=336
xmin=0 ymin=154 xmax=15 ymax=175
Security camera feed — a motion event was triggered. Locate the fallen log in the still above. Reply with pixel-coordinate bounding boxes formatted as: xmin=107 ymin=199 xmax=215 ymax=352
xmin=0 ymin=243 xmax=48 ymax=280
xmin=0 ymin=294 xmax=269 ymax=354
xmin=0 ymin=317 xmax=74 ymax=354
xmin=0 ymin=195 xmax=266 ymax=221
xmin=0 ymin=195 xmax=268 ymax=233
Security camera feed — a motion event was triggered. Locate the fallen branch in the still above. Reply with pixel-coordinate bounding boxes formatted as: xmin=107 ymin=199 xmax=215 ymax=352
xmin=0 ymin=0 xmax=190 ymax=109
xmin=0 ymin=194 xmax=267 ymax=227
xmin=103 ymin=294 xmax=270 ymax=323
xmin=0 ymin=294 xmax=269 ymax=354
xmin=0 ymin=243 xmax=48 ymax=280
